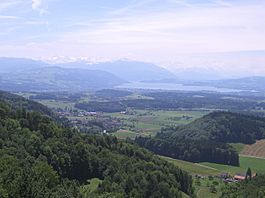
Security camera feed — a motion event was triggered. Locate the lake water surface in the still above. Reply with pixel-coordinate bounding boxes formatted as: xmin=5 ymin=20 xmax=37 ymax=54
xmin=116 ymin=82 xmax=243 ymax=93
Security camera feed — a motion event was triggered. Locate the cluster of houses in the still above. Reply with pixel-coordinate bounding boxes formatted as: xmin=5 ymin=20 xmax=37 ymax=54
xmin=57 ymin=110 xmax=99 ymax=117
xmin=195 ymin=172 xmax=255 ymax=183
xmin=220 ymin=173 xmax=249 ymax=183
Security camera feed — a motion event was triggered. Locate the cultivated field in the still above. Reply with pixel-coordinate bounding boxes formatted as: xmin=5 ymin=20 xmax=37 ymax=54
xmin=241 ymin=139 xmax=265 ymax=158
xmin=111 ymin=110 xmax=208 ymax=138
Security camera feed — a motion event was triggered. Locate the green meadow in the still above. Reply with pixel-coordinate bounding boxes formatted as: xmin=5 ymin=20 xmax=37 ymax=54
xmin=111 ymin=109 xmax=208 ymax=138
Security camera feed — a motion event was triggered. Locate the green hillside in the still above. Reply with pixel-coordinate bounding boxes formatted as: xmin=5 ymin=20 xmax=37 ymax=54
xmin=0 ymin=92 xmax=193 ymax=197
xmin=136 ymin=111 xmax=265 ymax=166
xmin=0 ymin=90 xmax=53 ymax=117
xmin=164 ymin=111 xmax=265 ymax=144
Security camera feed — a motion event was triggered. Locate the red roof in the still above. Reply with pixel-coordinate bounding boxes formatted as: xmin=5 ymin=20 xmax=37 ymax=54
xmin=234 ymin=175 xmax=245 ymax=180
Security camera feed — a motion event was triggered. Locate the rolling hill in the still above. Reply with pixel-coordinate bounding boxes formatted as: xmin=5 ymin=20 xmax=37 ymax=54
xmin=0 ymin=90 xmax=53 ymax=117
xmin=162 ymin=111 xmax=265 ymax=144
xmin=136 ymin=111 xmax=265 ymax=165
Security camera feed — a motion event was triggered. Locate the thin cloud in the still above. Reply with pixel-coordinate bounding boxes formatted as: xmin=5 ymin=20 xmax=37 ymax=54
xmin=0 ymin=0 xmax=264 ymax=75
xmin=0 ymin=0 xmax=24 ymax=12
xmin=0 ymin=15 xmax=20 ymax=20
xmin=32 ymin=0 xmax=47 ymax=15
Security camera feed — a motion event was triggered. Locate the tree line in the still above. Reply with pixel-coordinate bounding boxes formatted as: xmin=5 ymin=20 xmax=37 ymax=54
xmin=135 ymin=135 xmax=239 ymax=166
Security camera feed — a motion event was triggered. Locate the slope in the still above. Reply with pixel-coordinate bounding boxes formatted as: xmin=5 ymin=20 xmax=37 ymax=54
xmin=165 ymin=111 xmax=265 ymax=144
xmin=0 ymin=91 xmax=194 ymax=197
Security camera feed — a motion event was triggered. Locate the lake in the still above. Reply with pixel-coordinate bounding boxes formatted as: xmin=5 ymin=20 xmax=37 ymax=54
xmin=116 ymin=82 xmax=243 ymax=93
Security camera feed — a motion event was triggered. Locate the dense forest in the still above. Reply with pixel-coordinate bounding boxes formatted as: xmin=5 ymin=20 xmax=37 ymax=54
xmin=136 ymin=111 xmax=265 ymax=166
xmin=0 ymin=91 xmax=54 ymax=117
xmin=0 ymin=92 xmax=193 ymax=197
xmin=221 ymin=175 xmax=265 ymax=198
xmin=135 ymin=136 xmax=239 ymax=166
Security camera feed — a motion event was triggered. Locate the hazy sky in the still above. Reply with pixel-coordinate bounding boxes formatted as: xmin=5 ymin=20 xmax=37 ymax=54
xmin=0 ymin=0 xmax=265 ymax=74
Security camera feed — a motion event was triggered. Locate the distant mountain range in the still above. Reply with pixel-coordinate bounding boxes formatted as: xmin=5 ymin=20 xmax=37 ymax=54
xmin=0 ymin=65 xmax=126 ymax=92
xmin=0 ymin=58 xmax=177 ymax=92
xmin=0 ymin=58 xmax=126 ymax=91
xmin=1 ymin=57 xmax=265 ymax=92
xmin=0 ymin=58 xmax=48 ymax=73
xmin=59 ymin=60 xmax=176 ymax=82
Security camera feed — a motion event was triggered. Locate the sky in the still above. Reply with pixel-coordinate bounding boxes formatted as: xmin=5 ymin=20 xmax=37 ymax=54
xmin=0 ymin=0 xmax=265 ymax=75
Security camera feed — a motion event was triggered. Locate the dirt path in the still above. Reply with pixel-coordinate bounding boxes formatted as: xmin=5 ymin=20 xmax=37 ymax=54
xmin=195 ymin=163 xmax=220 ymax=171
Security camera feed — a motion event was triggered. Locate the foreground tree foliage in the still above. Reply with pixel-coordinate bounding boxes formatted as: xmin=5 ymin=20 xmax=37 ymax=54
xmin=221 ymin=175 xmax=265 ymax=198
xmin=0 ymin=99 xmax=193 ymax=197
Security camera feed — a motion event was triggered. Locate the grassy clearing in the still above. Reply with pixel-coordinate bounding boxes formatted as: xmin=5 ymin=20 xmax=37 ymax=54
xmin=200 ymin=156 xmax=265 ymax=175
xmin=195 ymin=184 xmax=222 ymax=198
xmin=162 ymin=156 xmax=224 ymax=198
xmin=161 ymin=156 xmax=221 ymax=176
xmin=229 ymin=143 xmax=245 ymax=153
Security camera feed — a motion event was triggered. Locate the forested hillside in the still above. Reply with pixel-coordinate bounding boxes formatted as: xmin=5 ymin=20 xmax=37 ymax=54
xmin=0 ymin=93 xmax=193 ymax=197
xmin=135 ymin=136 xmax=239 ymax=166
xmin=0 ymin=90 xmax=53 ymax=117
xmin=136 ymin=111 xmax=265 ymax=166
xmin=163 ymin=111 xmax=265 ymax=144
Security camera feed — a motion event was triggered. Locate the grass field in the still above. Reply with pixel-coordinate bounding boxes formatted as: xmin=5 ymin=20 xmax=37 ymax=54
xmin=161 ymin=156 xmax=221 ymax=176
xmin=162 ymin=156 xmax=224 ymax=198
xmin=229 ymin=143 xmax=245 ymax=153
xmin=241 ymin=139 xmax=265 ymax=158
xmin=200 ymin=155 xmax=265 ymax=175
